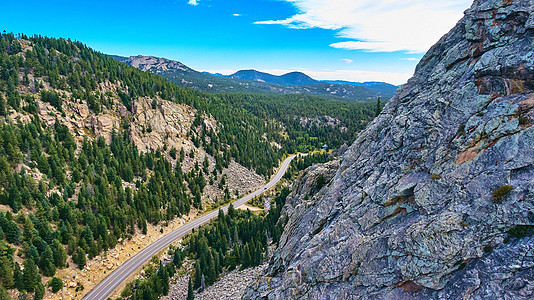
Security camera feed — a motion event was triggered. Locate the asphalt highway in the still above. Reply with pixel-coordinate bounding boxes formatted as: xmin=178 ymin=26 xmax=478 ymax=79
xmin=83 ymin=154 xmax=297 ymax=300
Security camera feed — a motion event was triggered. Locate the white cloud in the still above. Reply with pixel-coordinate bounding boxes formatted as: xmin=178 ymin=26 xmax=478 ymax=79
xmin=202 ymin=68 xmax=411 ymax=85
xmin=341 ymin=59 xmax=353 ymax=64
xmin=255 ymin=0 xmax=472 ymax=53
xmin=188 ymin=0 xmax=198 ymax=6
xmin=233 ymin=13 xmax=241 ymax=17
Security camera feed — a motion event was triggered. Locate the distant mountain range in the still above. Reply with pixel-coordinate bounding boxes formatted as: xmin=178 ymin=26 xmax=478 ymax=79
xmin=226 ymin=70 xmax=318 ymax=86
xmin=111 ymin=55 xmax=398 ymax=101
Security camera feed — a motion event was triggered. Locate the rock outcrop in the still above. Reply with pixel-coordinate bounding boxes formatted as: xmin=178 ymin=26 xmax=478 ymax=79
xmin=244 ymin=0 xmax=534 ymax=299
xmin=124 ymin=55 xmax=193 ymax=74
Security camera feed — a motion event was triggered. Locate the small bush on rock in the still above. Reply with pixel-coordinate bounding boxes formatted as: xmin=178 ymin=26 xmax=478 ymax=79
xmin=492 ymin=185 xmax=514 ymax=202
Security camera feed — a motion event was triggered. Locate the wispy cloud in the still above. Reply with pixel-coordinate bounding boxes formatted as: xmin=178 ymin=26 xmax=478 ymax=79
xmin=233 ymin=13 xmax=241 ymax=17
xmin=255 ymin=0 xmax=471 ymax=53
xmin=341 ymin=59 xmax=353 ymax=64
xmin=187 ymin=0 xmax=198 ymax=6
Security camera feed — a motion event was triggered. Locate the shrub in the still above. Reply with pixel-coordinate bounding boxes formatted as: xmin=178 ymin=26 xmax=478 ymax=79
xmin=519 ymin=116 xmax=530 ymax=126
xmin=316 ymin=174 xmax=326 ymax=190
xmin=49 ymin=277 xmax=63 ymax=293
xmin=483 ymin=245 xmax=493 ymax=253
xmin=506 ymin=225 xmax=534 ymax=240
xmin=492 ymin=185 xmax=514 ymax=202
xmin=457 ymin=124 xmax=465 ymax=136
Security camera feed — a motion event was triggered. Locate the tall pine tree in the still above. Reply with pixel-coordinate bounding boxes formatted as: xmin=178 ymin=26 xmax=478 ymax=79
xmin=0 ymin=93 xmax=6 ymax=116
xmin=187 ymin=277 xmax=194 ymax=300
xmin=23 ymin=258 xmax=39 ymax=292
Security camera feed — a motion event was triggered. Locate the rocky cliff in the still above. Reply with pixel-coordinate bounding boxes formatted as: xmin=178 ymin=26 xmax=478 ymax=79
xmin=123 ymin=55 xmax=194 ymax=74
xmin=244 ymin=0 xmax=534 ymax=298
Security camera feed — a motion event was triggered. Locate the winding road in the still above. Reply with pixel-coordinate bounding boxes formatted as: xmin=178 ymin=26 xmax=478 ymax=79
xmin=83 ymin=154 xmax=297 ymax=300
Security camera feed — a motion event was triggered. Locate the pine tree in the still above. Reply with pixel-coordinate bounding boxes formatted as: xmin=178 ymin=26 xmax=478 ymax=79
xmin=255 ymin=241 xmax=263 ymax=266
xmin=0 ymin=240 xmax=14 ymax=288
xmin=228 ymin=203 xmax=235 ymax=218
xmin=163 ymin=268 xmax=170 ymax=296
xmin=52 ymin=239 xmax=67 ymax=268
xmin=241 ymin=243 xmax=251 ymax=270
xmin=40 ymin=244 xmax=56 ymax=276
xmin=0 ymin=93 xmax=6 ymax=116
xmin=76 ymin=247 xmax=86 ymax=269
xmin=173 ymin=249 xmax=182 ymax=267
xmin=206 ymin=251 xmax=216 ymax=285
xmin=213 ymin=250 xmax=220 ymax=275
xmin=67 ymin=238 xmax=76 ymax=255
xmin=34 ymin=282 xmax=45 ymax=300
xmin=13 ymin=262 xmax=23 ymax=290
xmin=249 ymin=242 xmax=256 ymax=267
xmin=187 ymin=277 xmax=194 ymax=300
xmin=180 ymin=148 xmax=185 ymax=162
xmin=5 ymin=220 xmax=21 ymax=244
xmin=23 ymin=217 xmax=36 ymax=242
xmin=0 ymin=256 xmax=14 ymax=288
xmin=23 ymin=258 xmax=39 ymax=292
xmin=193 ymin=262 xmax=201 ymax=289
xmin=375 ymin=96 xmax=381 ymax=117
xmin=219 ymin=250 xmax=225 ymax=270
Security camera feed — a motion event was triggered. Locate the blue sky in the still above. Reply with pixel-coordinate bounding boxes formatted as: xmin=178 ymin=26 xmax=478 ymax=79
xmin=1 ymin=0 xmax=472 ymax=85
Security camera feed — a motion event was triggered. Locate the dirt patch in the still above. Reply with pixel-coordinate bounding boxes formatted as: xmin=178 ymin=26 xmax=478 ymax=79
xmin=237 ymin=204 xmax=263 ymax=212
xmin=456 ymin=148 xmax=480 ymax=165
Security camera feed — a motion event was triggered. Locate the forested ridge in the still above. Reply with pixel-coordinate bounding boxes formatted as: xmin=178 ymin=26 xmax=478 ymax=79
xmin=0 ymin=32 xmax=376 ymax=299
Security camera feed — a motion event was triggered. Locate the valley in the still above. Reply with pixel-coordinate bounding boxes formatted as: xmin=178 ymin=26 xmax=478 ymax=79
xmin=1 ymin=0 xmax=534 ymax=299
xmin=0 ymin=33 xmax=369 ymax=300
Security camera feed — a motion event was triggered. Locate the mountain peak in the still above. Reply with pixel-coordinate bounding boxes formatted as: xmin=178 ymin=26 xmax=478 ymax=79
xmin=230 ymin=69 xmax=318 ymax=86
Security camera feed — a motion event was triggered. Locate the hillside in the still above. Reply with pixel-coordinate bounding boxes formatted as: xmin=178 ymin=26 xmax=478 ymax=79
xmin=113 ymin=55 xmax=397 ymax=101
xmin=245 ymin=0 xmax=534 ymax=298
xmin=0 ymin=33 xmax=379 ymax=299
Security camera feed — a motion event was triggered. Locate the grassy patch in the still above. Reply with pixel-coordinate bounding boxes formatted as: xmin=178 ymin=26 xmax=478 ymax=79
xmin=492 ymin=185 xmax=514 ymax=202
xmin=431 ymin=173 xmax=441 ymax=180
xmin=457 ymin=124 xmax=466 ymax=136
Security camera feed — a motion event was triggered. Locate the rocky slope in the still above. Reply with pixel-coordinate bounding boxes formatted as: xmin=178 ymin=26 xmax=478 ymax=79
xmin=244 ymin=0 xmax=534 ymax=298
xmin=25 ymin=78 xmax=262 ymax=205
xmin=8 ymin=40 xmax=265 ymax=207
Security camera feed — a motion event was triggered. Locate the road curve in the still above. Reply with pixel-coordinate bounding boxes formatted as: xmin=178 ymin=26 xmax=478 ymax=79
xmin=83 ymin=154 xmax=297 ymax=300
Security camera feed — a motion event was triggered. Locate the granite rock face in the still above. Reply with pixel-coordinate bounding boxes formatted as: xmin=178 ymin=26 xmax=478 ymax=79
xmin=244 ymin=0 xmax=534 ymax=298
